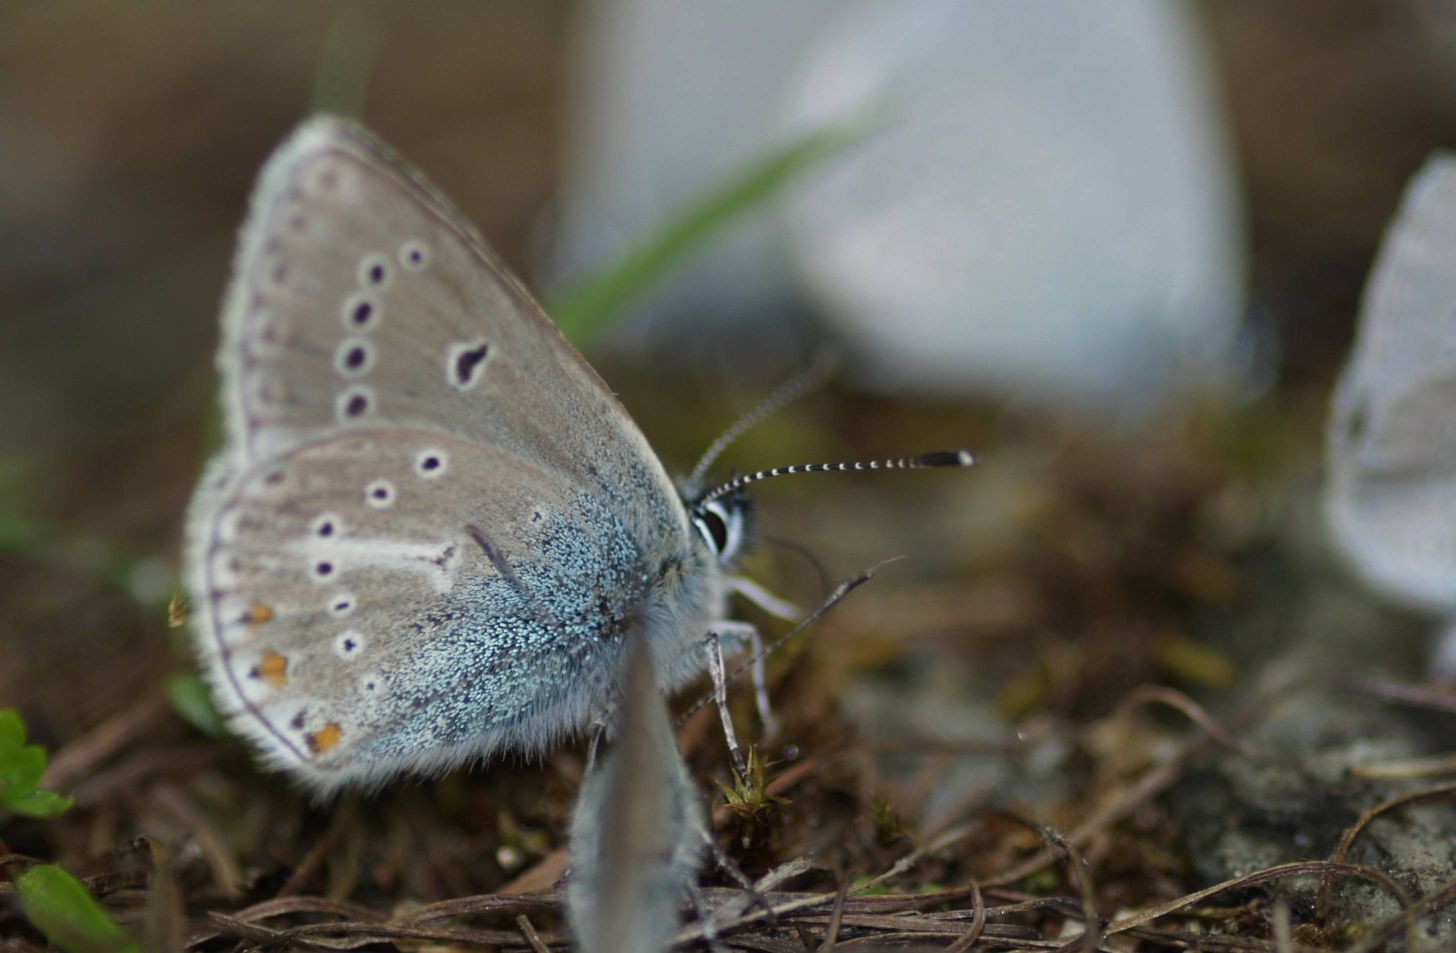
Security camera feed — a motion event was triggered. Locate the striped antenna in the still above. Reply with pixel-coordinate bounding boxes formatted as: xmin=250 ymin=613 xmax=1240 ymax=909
xmin=694 ymin=449 xmax=976 ymax=507
xmin=687 ymin=352 xmax=840 ymax=487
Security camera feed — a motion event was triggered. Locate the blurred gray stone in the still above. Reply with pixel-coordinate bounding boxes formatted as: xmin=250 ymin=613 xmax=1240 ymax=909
xmin=1170 ymin=508 xmax=1456 ymax=941
xmin=554 ymin=0 xmax=1247 ymax=413
xmin=1172 ymin=690 xmax=1456 ymax=942
xmin=551 ymin=0 xmax=841 ymax=371
xmin=780 ymin=0 xmax=1245 ymax=410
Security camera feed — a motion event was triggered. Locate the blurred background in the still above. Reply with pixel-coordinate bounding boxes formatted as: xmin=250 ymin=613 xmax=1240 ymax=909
xmin=6 ymin=0 xmax=1456 ymax=935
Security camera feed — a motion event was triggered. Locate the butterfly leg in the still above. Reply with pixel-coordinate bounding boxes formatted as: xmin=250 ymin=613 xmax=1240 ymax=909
xmin=585 ymin=716 xmax=609 ymax=774
xmin=698 ymin=828 xmax=778 ymax=923
xmin=728 ymin=575 xmax=801 ymax=621
xmin=704 ymin=633 xmax=748 ymax=778
xmin=687 ymin=881 xmax=730 ymax=953
xmin=743 ymin=625 xmax=780 ymax=739
xmin=709 ymin=620 xmax=778 ymax=738
xmin=723 ymin=577 xmax=797 ymax=735
xmin=584 ymin=673 xmax=627 ymax=775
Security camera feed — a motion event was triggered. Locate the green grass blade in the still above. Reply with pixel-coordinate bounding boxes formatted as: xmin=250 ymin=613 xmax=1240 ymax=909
xmin=548 ymin=115 xmax=876 ymax=346
xmin=310 ymin=10 xmax=384 ymax=119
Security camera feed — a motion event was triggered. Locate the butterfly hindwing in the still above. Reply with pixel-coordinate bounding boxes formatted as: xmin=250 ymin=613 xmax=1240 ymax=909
xmin=191 ymin=427 xmax=666 ymax=791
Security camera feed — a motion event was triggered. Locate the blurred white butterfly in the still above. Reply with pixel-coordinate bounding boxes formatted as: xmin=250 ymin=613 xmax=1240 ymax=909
xmin=184 ymin=116 xmax=974 ymax=793
xmin=1327 ymin=153 xmax=1456 ymax=610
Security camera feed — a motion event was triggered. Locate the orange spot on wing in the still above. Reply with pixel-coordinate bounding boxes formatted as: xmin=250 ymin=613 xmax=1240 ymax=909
xmin=255 ymin=650 xmax=287 ymax=688
xmin=246 ymin=601 xmax=274 ymax=628
xmin=307 ymin=723 xmax=342 ymax=754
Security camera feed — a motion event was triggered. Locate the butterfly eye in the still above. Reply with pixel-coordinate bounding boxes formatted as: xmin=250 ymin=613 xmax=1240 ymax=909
xmin=692 ymin=500 xmax=742 ymax=560
xmin=701 ymin=509 xmax=728 ymax=553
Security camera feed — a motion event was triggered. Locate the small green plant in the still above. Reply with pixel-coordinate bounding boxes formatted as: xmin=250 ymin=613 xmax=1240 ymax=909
xmin=716 ymin=746 xmax=789 ymax=820
xmin=14 ymin=864 xmax=140 ymax=953
xmin=0 ymin=708 xmax=72 ymax=818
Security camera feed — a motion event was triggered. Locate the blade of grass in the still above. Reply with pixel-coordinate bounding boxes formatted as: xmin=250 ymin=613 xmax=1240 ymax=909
xmin=549 ymin=114 xmax=878 ymax=346
xmin=310 ymin=10 xmax=384 ymax=118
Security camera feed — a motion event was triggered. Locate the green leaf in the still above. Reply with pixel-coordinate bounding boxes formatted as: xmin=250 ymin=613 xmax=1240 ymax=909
xmin=4 ymin=788 xmax=75 ymax=819
xmin=0 ymin=745 xmax=46 ymax=794
xmin=0 ymin=708 xmax=24 ymax=751
xmin=548 ymin=114 xmax=878 ymax=345
xmin=0 ymin=707 xmax=71 ymax=818
xmin=0 ymin=516 xmax=44 ymax=558
xmin=166 ymin=673 xmax=227 ymax=739
xmin=15 ymin=865 xmax=140 ymax=953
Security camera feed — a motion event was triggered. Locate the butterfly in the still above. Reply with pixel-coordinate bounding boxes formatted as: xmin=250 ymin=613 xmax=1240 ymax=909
xmin=184 ymin=116 xmax=974 ymax=793
xmin=1328 ymin=154 xmax=1456 ymax=609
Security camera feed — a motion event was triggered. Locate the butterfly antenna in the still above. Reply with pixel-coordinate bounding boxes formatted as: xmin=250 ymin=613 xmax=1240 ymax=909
xmin=696 ymin=449 xmax=976 ymax=507
xmin=687 ymin=352 xmax=841 ymax=487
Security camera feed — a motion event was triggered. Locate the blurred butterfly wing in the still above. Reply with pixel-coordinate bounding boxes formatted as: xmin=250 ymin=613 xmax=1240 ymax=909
xmin=1331 ymin=154 xmax=1456 ymax=431
xmin=1328 ymin=153 xmax=1456 ymax=607
xmin=568 ymin=633 xmax=704 ymax=953
xmin=190 ymin=428 xmax=661 ymax=792
xmin=214 ymin=115 xmax=686 ymax=545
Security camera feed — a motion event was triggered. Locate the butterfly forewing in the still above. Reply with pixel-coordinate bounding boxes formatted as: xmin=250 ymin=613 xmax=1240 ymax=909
xmin=217 ymin=117 xmax=682 ymax=529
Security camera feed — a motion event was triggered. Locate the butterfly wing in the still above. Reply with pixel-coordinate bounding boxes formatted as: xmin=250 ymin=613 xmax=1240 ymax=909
xmin=568 ymin=633 xmax=703 ymax=953
xmin=187 ymin=117 xmax=716 ymax=791
xmin=191 ymin=428 xmax=668 ymax=791
xmin=213 ymin=117 xmax=680 ymax=516
xmin=1328 ymin=154 xmax=1456 ymax=608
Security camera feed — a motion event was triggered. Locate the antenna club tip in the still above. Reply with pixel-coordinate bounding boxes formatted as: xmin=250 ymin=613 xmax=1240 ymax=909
xmin=916 ymin=449 xmax=977 ymax=468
